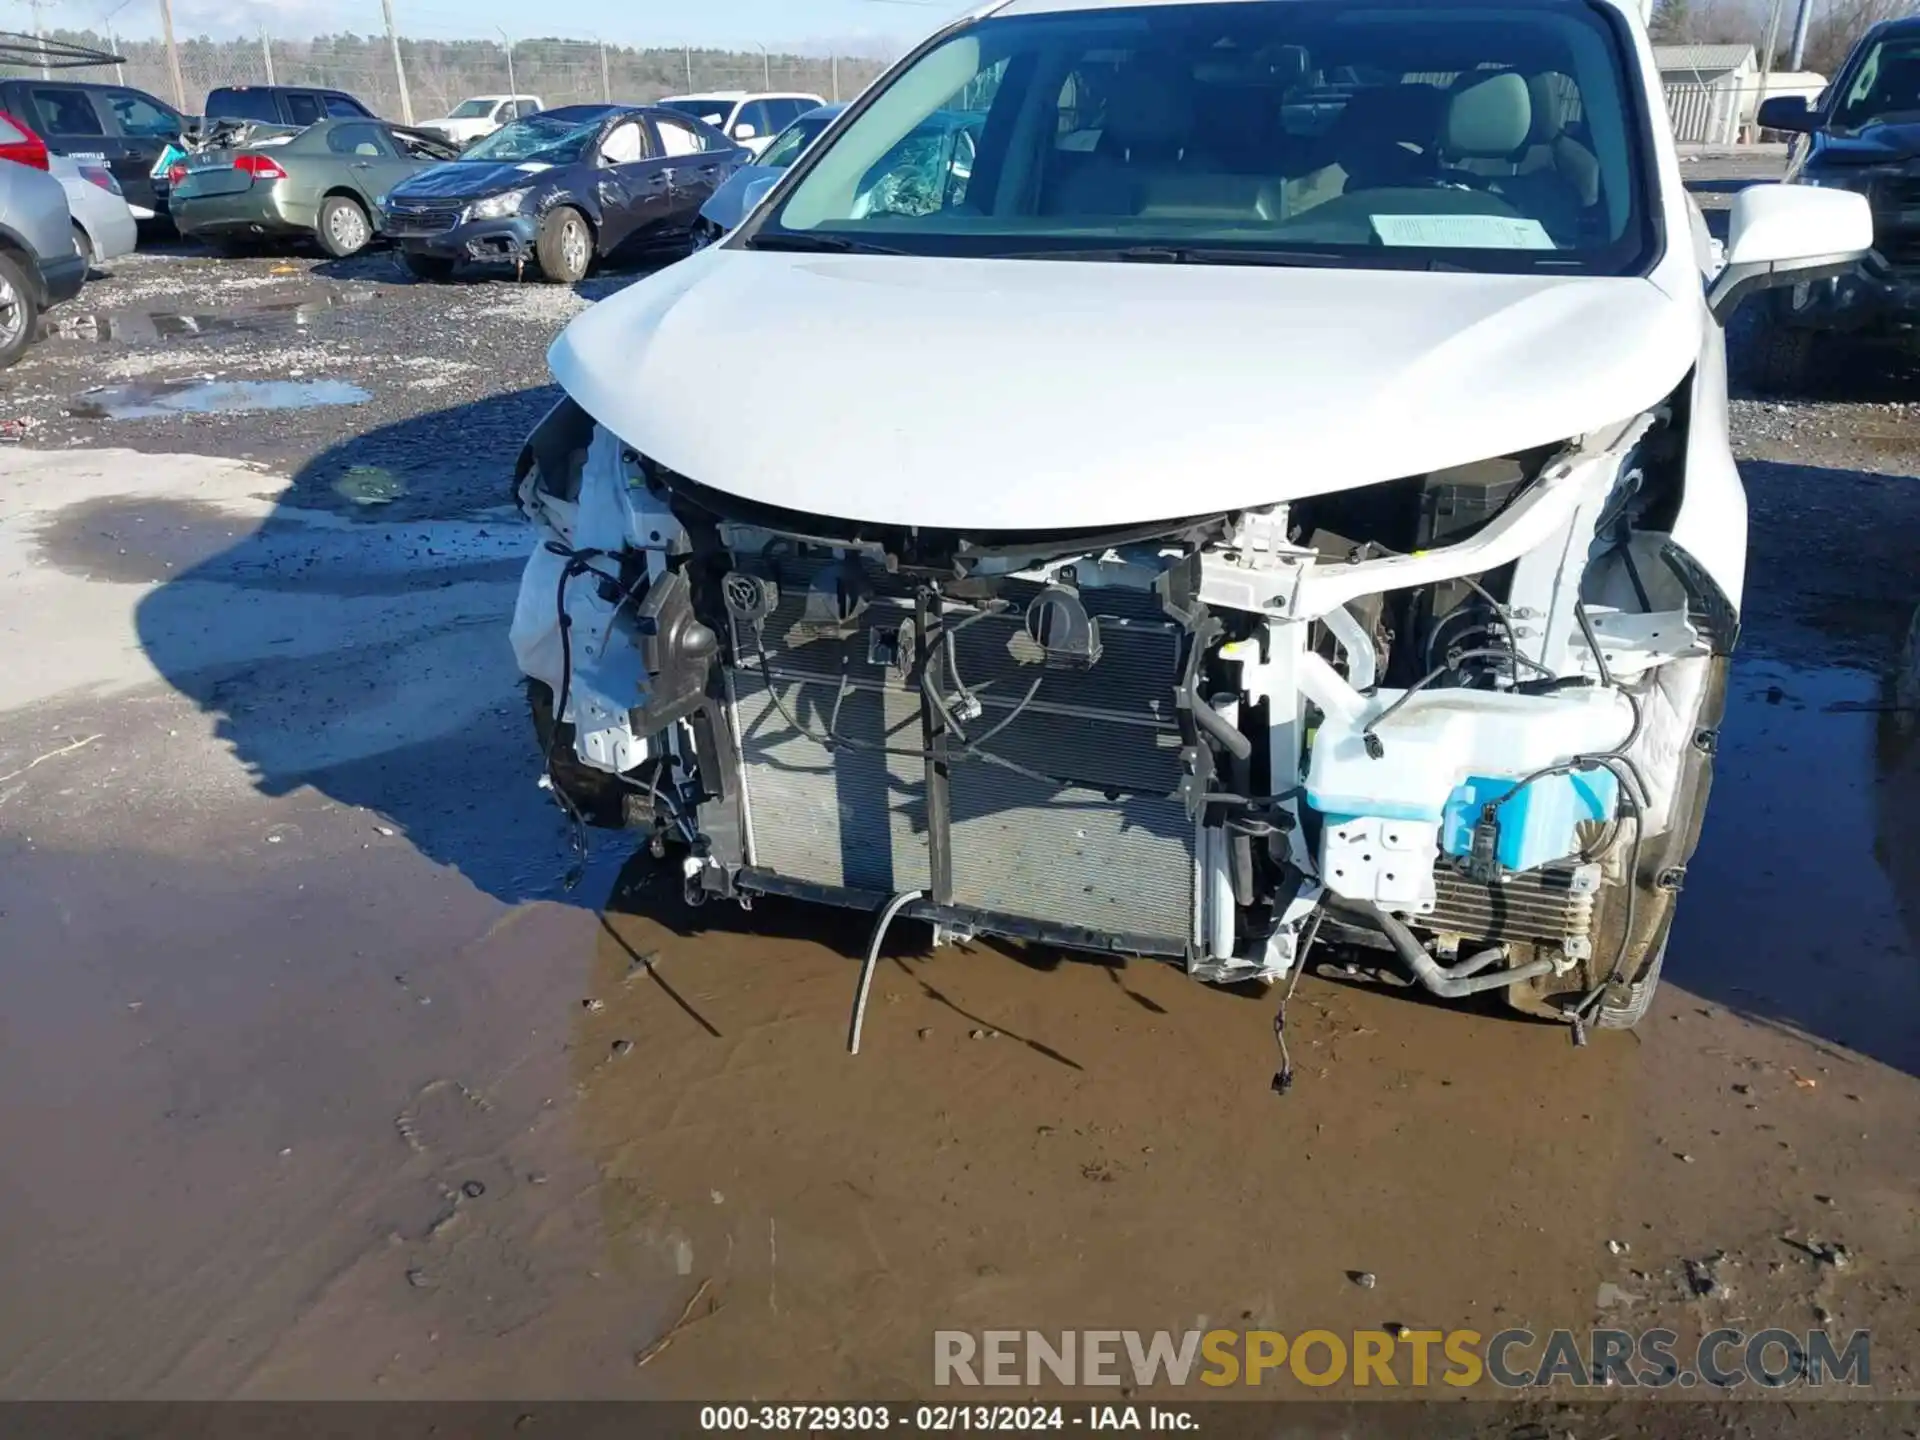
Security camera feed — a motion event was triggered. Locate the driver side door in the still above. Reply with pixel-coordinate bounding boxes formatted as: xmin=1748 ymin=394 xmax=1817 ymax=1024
xmin=591 ymin=117 xmax=673 ymax=259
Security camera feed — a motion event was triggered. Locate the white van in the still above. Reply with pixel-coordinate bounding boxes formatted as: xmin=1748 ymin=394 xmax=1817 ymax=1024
xmin=512 ymin=0 xmax=1868 ymax=1037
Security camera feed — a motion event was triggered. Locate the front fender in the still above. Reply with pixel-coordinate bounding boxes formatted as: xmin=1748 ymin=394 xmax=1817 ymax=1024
xmin=530 ymin=176 xmax=605 ymax=241
xmin=1671 ymin=321 xmax=1748 ymax=616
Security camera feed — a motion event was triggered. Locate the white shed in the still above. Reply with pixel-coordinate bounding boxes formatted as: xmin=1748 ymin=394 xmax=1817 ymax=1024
xmin=1654 ymin=43 xmax=1758 ymax=145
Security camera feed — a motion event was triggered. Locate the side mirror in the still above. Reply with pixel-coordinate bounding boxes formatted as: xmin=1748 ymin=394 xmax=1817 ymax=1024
xmin=1756 ymin=95 xmax=1815 ymax=133
xmin=734 ymin=123 xmax=758 ymax=140
xmin=1707 ymin=183 xmax=1873 ymax=322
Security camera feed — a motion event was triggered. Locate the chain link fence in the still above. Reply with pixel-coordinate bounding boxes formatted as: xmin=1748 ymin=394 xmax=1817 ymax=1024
xmin=9 ymin=27 xmax=1816 ymax=150
xmin=11 ymin=27 xmax=893 ymax=125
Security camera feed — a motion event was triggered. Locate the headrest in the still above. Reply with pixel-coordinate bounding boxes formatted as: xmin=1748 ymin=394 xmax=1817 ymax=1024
xmin=1444 ymin=71 xmax=1532 ymax=157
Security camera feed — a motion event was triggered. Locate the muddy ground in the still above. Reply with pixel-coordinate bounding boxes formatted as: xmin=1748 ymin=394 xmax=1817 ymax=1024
xmin=1 ymin=159 xmax=1917 ymax=1423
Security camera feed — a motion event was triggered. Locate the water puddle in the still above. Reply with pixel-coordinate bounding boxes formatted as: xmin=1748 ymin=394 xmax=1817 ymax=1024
xmin=1672 ymin=655 xmax=1920 ymax=1074
xmin=67 ymin=378 xmax=372 ymax=420
xmin=43 ymin=292 xmax=369 ymax=346
xmin=332 ymin=464 xmax=408 ymax=507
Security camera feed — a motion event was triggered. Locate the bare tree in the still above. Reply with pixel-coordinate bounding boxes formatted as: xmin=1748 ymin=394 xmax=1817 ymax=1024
xmin=1803 ymin=0 xmax=1919 ymax=75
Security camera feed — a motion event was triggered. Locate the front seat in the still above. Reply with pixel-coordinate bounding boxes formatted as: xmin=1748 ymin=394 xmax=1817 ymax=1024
xmin=1505 ymin=72 xmax=1602 ymax=232
xmin=1439 ymin=70 xmax=1535 ymax=177
xmin=1048 ymin=62 xmax=1214 ymax=215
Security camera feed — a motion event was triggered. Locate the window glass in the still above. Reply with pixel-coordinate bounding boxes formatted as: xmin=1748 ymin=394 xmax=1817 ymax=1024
xmin=286 ymin=92 xmax=325 ymax=126
xmin=103 ymin=88 xmax=177 ymax=137
xmin=769 ymin=0 xmax=1650 ymax=274
xmin=654 ymin=115 xmax=709 ymax=156
xmin=327 ymin=123 xmax=393 ymax=157
xmin=1834 ymin=35 xmax=1920 ymax=128
xmin=759 ymin=114 xmax=834 ymax=169
xmin=732 ymin=100 xmax=772 ymax=139
xmin=766 ymin=98 xmax=806 ymax=130
xmin=206 ymin=88 xmax=278 ymax=122
xmin=325 ymin=94 xmax=369 ymax=119
xmin=600 ymin=120 xmax=649 ymax=163
xmin=659 ymin=97 xmax=734 ymax=130
xmin=32 ymin=88 xmax=103 ymax=136
xmin=449 ymin=98 xmax=495 ymax=118
xmin=464 ymin=112 xmax=603 ymax=163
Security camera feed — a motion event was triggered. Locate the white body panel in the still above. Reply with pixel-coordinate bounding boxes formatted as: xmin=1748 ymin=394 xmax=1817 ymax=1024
xmin=550 ymin=253 xmax=1699 ymax=531
xmin=51 ymin=156 xmax=137 ymax=264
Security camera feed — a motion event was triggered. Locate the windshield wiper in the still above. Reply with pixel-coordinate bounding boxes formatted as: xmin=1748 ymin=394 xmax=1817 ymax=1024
xmin=1010 ymin=245 xmax=1353 ymax=267
xmin=744 ymin=232 xmax=905 ymax=255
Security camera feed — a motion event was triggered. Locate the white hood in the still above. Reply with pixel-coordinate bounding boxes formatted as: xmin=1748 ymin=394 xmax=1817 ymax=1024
xmin=548 ymin=250 xmax=1700 ymax=532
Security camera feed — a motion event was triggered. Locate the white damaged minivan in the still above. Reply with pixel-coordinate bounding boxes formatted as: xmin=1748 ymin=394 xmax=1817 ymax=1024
xmin=511 ymin=0 xmax=1869 ymax=1036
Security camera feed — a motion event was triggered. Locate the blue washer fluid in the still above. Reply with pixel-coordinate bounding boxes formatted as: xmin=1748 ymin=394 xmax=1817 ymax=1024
xmin=1440 ymin=769 xmax=1619 ymax=874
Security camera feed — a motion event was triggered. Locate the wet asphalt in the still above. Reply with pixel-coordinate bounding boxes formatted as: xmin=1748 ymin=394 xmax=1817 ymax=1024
xmin=0 ymin=179 xmax=1917 ymax=1411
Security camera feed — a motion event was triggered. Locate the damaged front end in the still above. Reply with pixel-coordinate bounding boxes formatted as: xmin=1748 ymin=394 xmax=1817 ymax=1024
xmin=510 ymin=396 xmax=1727 ymax=1029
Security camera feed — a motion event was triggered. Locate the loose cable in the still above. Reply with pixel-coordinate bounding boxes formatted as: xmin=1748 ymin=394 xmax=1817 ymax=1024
xmin=848 ymin=889 xmax=924 ymax=1055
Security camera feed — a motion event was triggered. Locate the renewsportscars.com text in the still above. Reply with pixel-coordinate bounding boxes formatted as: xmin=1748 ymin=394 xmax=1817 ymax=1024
xmin=934 ymin=1328 xmax=1872 ymax=1390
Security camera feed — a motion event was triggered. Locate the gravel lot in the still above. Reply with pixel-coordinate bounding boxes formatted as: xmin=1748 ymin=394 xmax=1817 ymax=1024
xmin=1 ymin=162 xmax=1917 ymax=1418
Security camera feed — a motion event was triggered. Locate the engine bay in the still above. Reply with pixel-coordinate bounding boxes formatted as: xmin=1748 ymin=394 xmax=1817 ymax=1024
xmin=510 ymin=395 xmax=1724 ymax=1029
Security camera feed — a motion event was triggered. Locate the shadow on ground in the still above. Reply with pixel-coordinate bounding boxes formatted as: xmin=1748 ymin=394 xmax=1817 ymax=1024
xmin=128 ymin=388 xmax=631 ymax=907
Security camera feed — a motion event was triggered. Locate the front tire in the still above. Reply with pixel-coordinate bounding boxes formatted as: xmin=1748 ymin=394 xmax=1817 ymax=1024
xmin=1506 ymin=655 xmax=1728 ymax=1032
xmin=535 ymin=206 xmax=592 ymax=283
xmin=0 ymin=252 xmax=40 ymax=370
xmin=316 ymin=195 xmax=373 ymax=258
xmin=1593 ymin=937 xmax=1666 ymax=1030
xmin=527 ymin=680 xmax=629 ymax=829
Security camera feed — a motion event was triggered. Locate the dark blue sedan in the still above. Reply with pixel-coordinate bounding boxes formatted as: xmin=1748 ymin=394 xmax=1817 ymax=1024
xmin=380 ymin=103 xmax=747 ymax=282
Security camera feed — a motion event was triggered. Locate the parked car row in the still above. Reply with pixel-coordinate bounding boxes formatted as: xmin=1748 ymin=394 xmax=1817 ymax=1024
xmin=0 ymin=78 xmax=840 ymax=366
xmin=0 ymin=139 xmax=93 ymax=366
xmin=164 ymin=103 xmax=756 ymax=281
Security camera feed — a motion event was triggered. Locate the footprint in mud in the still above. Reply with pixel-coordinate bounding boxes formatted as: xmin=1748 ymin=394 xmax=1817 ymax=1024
xmin=393 ymin=1077 xmax=495 ymax=1158
xmin=387 ymin=1079 xmax=571 ymax=1330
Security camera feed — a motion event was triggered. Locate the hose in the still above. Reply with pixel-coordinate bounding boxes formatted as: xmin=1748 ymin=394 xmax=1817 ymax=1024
xmin=1330 ymin=899 xmax=1556 ymax=998
xmin=1191 ymin=689 xmax=1253 ymax=762
xmin=847 ymin=889 xmax=923 ymax=1055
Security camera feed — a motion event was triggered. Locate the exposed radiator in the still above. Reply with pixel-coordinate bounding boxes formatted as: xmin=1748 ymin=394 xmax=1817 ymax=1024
xmin=726 ymin=567 xmax=1196 ymax=954
xmin=1429 ymin=863 xmax=1600 ymax=950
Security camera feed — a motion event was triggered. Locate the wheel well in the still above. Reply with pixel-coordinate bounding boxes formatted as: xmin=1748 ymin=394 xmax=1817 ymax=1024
xmin=541 ymin=200 xmax=597 ymax=242
xmin=319 ymin=188 xmax=368 ymax=211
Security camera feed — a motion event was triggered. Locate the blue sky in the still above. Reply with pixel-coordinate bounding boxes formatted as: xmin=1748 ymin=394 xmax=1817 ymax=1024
xmin=100 ymin=0 xmax=976 ymax=52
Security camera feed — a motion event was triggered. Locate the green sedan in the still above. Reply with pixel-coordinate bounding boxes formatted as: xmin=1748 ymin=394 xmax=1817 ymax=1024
xmin=169 ymin=118 xmax=458 ymax=258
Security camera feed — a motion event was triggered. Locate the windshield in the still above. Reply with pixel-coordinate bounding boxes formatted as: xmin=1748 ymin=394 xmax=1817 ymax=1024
xmin=1833 ymin=34 xmax=1920 ymax=129
xmin=449 ymin=98 xmax=497 ymax=119
xmin=758 ymin=114 xmax=835 ymax=169
xmin=661 ymin=97 xmax=734 ymax=130
xmin=463 ymin=113 xmax=600 ymax=163
xmin=762 ymin=0 xmax=1651 ymax=274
